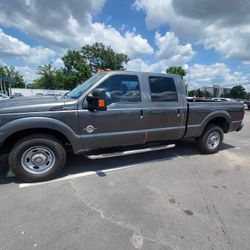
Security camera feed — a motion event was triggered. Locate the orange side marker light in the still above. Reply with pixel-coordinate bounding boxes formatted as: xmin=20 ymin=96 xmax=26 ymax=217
xmin=98 ymin=99 xmax=105 ymax=108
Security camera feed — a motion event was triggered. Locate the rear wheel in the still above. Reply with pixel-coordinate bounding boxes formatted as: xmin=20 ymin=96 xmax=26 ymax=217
xmin=196 ymin=124 xmax=224 ymax=154
xmin=8 ymin=134 xmax=66 ymax=182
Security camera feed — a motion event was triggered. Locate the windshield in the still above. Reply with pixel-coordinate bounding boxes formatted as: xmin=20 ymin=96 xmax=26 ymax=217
xmin=67 ymin=73 xmax=106 ymax=99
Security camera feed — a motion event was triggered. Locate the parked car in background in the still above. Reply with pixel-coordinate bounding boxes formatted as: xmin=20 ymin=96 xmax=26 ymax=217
xmin=243 ymin=100 xmax=250 ymax=110
xmin=187 ymin=97 xmax=197 ymax=102
xmin=212 ymin=98 xmax=248 ymax=110
xmin=12 ymin=93 xmax=24 ymax=98
xmin=211 ymin=98 xmax=233 ymax=102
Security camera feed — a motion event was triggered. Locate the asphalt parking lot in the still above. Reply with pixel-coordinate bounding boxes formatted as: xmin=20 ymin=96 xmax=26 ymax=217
xmin=0 ymin=112 xmax=250 ymax=250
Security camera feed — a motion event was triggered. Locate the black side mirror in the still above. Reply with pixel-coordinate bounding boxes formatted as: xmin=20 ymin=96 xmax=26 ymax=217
xmin=87 ymin=88 xmax=107 ymax=111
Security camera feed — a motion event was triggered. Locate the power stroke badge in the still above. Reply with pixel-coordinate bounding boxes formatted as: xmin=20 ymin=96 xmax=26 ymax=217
xmin=84 ymin=125 xmax=97 ymax=133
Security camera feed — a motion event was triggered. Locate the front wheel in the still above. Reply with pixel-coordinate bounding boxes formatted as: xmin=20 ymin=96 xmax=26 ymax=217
xmin=8 ymin=134 xmax=66 ymax=182
xmin=196 ymin=124 xmax=224 ymax=154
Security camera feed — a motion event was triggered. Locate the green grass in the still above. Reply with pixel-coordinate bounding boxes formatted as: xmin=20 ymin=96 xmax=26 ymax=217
xmin=6 ymin=169 xmax=16 ymax=178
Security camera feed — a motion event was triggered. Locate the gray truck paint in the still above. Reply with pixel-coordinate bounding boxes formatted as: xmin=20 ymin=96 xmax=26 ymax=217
xmin=0 ymin=71 xmax=244 ymax=154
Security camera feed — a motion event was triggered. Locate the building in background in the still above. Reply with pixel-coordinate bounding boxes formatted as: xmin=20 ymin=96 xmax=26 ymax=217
xmin=201 ymin=85 xmax=231 ymax=97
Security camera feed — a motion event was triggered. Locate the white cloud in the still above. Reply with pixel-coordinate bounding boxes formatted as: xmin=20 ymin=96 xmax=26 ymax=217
xmin=0 ymin=0 xmax=153 ymax=59
xmin=0 ymin=58 xmax=5 ymax=66
xmin=82 ymin=23 xmax=154 ymax=58
xmin=242 ymin=61 xmax=250 ymax=66
xmin=14 ymin=65 xmax=37 ymax=83
xmin=53 ymin=58 xmax=64 ymax=69
xmin=155 ymin=32 xmax=196 ymax=64
xmin=133 ymin=0 xmax=172 ymax=29
xmin=0 ymin=29 xmax=30 ymax=56
xmin=185 ymin=63 xmax=248 ymax=89
xmin=127 ymin=58 xmax=167 ymax=72
xmin=0 ymin=29 xmax=55 ymax=64
xmin=133 ymin=0 xmax=250 ymax=61
xmin=126 ymin=32 xmax=196 ymax=73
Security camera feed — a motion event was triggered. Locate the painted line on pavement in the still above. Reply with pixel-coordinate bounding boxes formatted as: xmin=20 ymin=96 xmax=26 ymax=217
xmin=19 ymin=164 xmax=142 ymax=188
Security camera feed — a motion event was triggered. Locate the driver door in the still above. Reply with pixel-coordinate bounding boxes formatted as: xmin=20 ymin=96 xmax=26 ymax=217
xmin=78 ymin=74 xmax=146 ymax=151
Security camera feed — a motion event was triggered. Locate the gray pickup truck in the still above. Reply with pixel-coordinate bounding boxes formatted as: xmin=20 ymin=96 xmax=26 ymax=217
xmin=0 ymin=71 xmax=244 ymax=182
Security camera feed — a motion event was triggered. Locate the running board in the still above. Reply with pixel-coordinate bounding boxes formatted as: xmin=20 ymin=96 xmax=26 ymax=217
xmin=86 ymin=144 xmax=175 ymax=160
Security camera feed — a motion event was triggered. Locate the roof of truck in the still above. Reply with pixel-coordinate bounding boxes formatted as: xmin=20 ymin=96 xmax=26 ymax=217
xmin=98 ymin=70 xmax=179 ymax=78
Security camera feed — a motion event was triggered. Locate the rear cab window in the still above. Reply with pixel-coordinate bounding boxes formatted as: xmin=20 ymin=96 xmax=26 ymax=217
xmin=148 ymin=76 xmax=178 ymax=102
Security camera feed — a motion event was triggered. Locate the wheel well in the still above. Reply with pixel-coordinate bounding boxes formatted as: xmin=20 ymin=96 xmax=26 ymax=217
xmin=3 ymin=128 xmax=73 ymax=152
xmin=206 ymin=117 xmax=229 ymax=133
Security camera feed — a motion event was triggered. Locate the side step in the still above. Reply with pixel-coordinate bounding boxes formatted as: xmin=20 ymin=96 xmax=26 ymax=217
xmin=86 ymin=144 xmax=175 ymax=160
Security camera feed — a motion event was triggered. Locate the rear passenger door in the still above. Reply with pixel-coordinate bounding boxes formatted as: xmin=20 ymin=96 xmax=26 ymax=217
xmin=143 ymin=75 xmax=186 ymax=142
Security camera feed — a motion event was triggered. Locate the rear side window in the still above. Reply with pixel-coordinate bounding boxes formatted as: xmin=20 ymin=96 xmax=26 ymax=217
xmin=149 ymin=76 xmax=178 ymax=102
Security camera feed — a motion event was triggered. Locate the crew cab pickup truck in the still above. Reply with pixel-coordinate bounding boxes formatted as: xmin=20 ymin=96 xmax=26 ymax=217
xmin=0 ymin=71 xmax=244 ymax=182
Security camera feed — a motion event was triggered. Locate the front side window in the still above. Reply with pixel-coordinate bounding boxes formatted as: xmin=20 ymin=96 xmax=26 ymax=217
xmin=98 ymin=75 xmax=141 ymax=104
xmin=149 ymin=76 xmax=178 ymax=102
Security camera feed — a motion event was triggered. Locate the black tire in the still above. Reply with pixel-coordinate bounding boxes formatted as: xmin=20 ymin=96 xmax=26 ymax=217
xmin=8 ymin=134 xmax=66 ymax=182
xmin=196 ymin=124 xmax=224 ymax=154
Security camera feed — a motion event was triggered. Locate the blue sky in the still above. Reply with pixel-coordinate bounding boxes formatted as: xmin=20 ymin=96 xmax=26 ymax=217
xmin=0 ymin=0 xmax=250 ymax=90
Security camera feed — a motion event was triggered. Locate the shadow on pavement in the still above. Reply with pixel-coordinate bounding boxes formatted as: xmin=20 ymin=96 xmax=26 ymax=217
xmin=0 ymin=139 xmax=235 ymax=185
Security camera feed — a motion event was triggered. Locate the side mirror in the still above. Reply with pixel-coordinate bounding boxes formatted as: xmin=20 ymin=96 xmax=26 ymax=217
xmin=87 ymin=88 xmax=107 ymax=111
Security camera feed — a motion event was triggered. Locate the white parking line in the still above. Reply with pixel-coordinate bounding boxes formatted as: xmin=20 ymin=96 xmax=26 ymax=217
xmin=19 ymin=164 xmax=142 ymax=188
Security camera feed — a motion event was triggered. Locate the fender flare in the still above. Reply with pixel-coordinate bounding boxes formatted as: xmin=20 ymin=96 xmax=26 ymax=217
xmin=200 ymin=110 xmax=231 ymax=134
xmin=0 ymin=117 xmax=83 ymax=153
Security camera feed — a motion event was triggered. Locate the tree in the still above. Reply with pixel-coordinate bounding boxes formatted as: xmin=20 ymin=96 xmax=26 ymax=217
xmin=59 ymin=43 xmax=129 ymax=90
xmin=229 ymin=85 xmax=247 ymax=99
xmin=188 ymin=89 xmax=212 ymax=98
xmin=61 ymin=50 xmax=92 ymax=89
xmin=203 ymin=90 xmax=212 ymax=98
xmin=166 ymin=66 xmax=188 ymax=94
xmin=0 ymin=65 xmax=25 ymax=88
xmin=166 ymin=66 xmax=186 ymax=79
xmin=33 ymin=63 xmax=57 ymax=89
xmin=81 ymin=42 xmax=129 ymax=73
xmin=33 ymin=42 xmax=130 ymax=90
xmin=188 ymin=90 xmax=196 ymax=96
xmin=195 ymin=89 xmax=204 ymax=97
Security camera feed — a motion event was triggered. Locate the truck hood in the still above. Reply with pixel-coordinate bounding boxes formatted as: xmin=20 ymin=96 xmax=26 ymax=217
xmin=0 ymin=96 xmax=78 ymax=114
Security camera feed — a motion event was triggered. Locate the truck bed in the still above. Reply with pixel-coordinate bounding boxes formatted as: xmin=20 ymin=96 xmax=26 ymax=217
xmin=185 ymin=101 xmax=244 ymax=138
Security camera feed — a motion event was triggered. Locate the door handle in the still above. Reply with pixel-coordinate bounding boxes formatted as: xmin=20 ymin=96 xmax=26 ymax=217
xmin=140 ymin=110 xmax=143 ymax=119
xmin=177 ymin=109 xmax=181 ymax=117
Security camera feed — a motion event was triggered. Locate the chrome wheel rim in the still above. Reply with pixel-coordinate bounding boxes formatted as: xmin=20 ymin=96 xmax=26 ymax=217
xmin=207 ymin=131 xmax=220 ymax=150
xmin=21 ymin=146 xmax=55 ymax=174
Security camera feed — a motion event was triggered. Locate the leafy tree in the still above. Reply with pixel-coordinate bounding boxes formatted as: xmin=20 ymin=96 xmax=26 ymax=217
xmin=81 ymin=42 xmax=129 ymax=73
xmin=195 ymin=89 xmax=204 ymax=97
xmin=229 ymin=85 xmax=247 ymax=99
xmin=188 ymin=89 xmax=212 ymax=98
xmin=188 ymin=90 xmax=196 ymax=96
xmin=33 ymin=63 xmax=57 ymax=89
xmin=61 ymin=50 xmax=92 ymax=89
xmin=203 ymin=90 xmax=212 ymax=98
xmin=166 ymin=66 xmax=186 ymax=79
xmin=0 ymin=65 xmax=25 ymax=88
xmin=166 ymin=66 xmax=188 ymax=94
xmin=32 ymin=42 xmax=130 ymax=90
xmin=58 ymin=43 xmax=129 ymax=90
